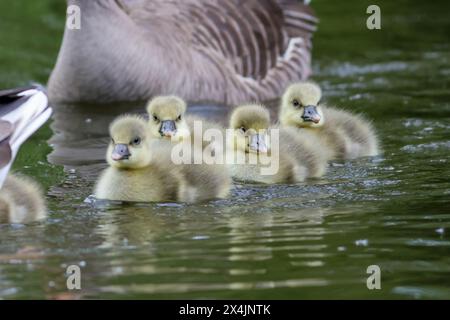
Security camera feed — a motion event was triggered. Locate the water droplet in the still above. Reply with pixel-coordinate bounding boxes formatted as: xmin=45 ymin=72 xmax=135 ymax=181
xmin=355 ymin=239 xmax=369 ymax=246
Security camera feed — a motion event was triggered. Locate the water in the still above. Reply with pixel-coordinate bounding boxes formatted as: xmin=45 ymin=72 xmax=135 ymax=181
xmin=0 ymin=0 xmax=449 ymax=299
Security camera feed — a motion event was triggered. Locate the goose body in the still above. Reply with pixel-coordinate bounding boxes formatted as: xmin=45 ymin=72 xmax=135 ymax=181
xmin=280 ymin=82 xmax=379 ymax=159
xmin=48 ymin=0 xmax=317 ymax=104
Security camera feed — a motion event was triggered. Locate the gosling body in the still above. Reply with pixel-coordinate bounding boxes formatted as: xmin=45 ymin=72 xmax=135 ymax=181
xmin=280 ymin=127 xmax=330 ymax=178
xmin=0 ymin=174 xmax=47 ymax=224
xmin=228 ymin=144 xmax=307 ymax=184
xmin=228 ymin=104 xmax=327 ymax=184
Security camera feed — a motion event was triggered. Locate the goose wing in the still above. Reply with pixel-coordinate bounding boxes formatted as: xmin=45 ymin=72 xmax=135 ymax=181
xmin=0 ymin=86 xmax=52 ymax=188
xmin=122 ymin=0 xmax=317 ymax=86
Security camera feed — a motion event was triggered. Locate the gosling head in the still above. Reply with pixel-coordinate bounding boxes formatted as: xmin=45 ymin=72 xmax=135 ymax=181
xmin=280 ymin=82 xmax=324 ymax=128
xmin=107 ymin=115 xmax=151 ymax=169
xmin=229 ymin=104 xmax=271 ymax=155
xmin=146 ymin=96 xmax=189 ymax=141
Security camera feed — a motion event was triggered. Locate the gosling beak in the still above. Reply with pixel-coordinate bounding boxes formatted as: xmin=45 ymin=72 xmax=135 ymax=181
xmin=111 ymin=144 xmax=131 ymax=161
xmin=302 ymin=105 xmax=321 ymax=124
xmin=159 ymin=120 xmax=177 ymax=138
xmin=249 ymin=133 xmax=269 ymax=154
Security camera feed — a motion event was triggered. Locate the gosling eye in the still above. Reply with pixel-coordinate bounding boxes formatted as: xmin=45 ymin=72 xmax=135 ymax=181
xmin=131 ymin=137 xmax=141 ymax=146
xmin=177 ymin=115 xmax=182 ymax=121
xmin=292 ymin=99 xmax=301 ymax=108
xmin=153 ymin=114 xmax=159 ymax=122
xmin=240 ymin=127 xmax=247 ymax=133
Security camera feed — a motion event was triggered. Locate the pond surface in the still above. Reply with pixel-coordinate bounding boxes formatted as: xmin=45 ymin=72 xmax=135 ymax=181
xmin=0 ymin=0 xmax=449 ymax=299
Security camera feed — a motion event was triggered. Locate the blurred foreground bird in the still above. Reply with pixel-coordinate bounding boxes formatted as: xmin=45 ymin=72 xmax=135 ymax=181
xmin=0 ymin=86 xmax=52 ymax=223
xmin=48 ymin=0 xmax=317 ymax=105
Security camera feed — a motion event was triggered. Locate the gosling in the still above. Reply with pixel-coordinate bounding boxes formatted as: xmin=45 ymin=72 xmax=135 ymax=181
xmin=279 ymin=82 xmax=379 ymax=159
xmin=227 ymin=104 xmax=328 ymax=184
xmin=0 ymin=174 xmax=47 ymax=224
xmin=146 ymin=95 xmax=223 ymax=152
xmin=94 ymin=115 xmax=230 ymax=203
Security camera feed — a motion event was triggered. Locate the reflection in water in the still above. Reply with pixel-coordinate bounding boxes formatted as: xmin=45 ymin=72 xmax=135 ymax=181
xmin=83 ymin=204 xmax=332 ymax=296
xmin=93 ymin=204 xmax=169 ymax=248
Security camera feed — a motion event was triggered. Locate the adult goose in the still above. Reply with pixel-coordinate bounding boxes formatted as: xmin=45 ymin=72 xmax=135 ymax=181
xmin=48 ymin=0 xmax=317 ymax=105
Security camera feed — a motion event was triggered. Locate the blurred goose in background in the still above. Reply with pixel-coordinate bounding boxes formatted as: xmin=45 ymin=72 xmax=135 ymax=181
xmin=48 ymin=0 xmax=317 ymax=105
xmin=0 ymin=86 xmax=52 ymax=223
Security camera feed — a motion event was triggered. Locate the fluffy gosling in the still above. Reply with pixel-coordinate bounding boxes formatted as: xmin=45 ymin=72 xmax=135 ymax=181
xmin=279 ymin=82 xmax=379 ymax=159
xmin=0 ymin=174 xmax=47 ymax=224
xmin=94 ymin=115 xmax=230 ymax=203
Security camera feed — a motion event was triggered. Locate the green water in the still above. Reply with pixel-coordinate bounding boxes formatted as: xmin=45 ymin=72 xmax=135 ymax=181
xmin=1 ymin=0 xmax=449 ymax=299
